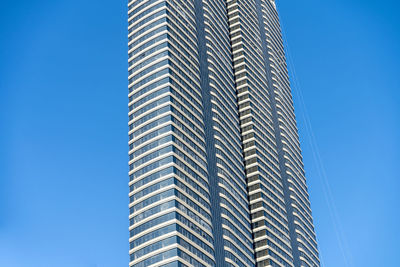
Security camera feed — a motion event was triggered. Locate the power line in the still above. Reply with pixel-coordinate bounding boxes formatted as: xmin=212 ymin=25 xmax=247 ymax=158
xmin=278 ymin=14 xmax=354 ymax=267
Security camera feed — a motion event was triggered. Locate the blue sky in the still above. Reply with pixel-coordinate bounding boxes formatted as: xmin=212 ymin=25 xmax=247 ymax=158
xmin=0 ymin=0 xmax=399 ymax=266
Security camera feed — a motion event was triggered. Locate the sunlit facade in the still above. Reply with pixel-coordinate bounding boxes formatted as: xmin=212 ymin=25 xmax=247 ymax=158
xmin=128 ymin=0 xmax=319 ymax=266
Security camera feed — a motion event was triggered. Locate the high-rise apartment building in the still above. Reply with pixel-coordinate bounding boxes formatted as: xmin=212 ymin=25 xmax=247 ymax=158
xmin=128 ymin=0 xmax=320 ymax=266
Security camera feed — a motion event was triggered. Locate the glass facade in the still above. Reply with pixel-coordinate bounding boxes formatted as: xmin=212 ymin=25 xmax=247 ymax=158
xmin=256 ymin=1 xmax=320 ymax=266
xmin=128 ymin=0 xmax=320 ymax=266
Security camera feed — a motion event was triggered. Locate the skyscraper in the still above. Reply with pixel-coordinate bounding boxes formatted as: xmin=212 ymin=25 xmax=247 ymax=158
xmin=128 ymin=0 xmax=320 ymax=266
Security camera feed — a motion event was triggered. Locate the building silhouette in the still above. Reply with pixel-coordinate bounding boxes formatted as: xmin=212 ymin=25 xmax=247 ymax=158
xmin=128 ymin=0 xmax=320 ymax=266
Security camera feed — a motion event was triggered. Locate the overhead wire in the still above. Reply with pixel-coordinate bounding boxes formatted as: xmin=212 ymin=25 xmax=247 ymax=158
xmin=277 ymin=11 xmax=354 ymax=267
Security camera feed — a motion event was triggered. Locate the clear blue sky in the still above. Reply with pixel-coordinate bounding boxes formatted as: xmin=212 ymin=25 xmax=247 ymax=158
xmin=0 ymin=0 xmax=398 ymax=266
